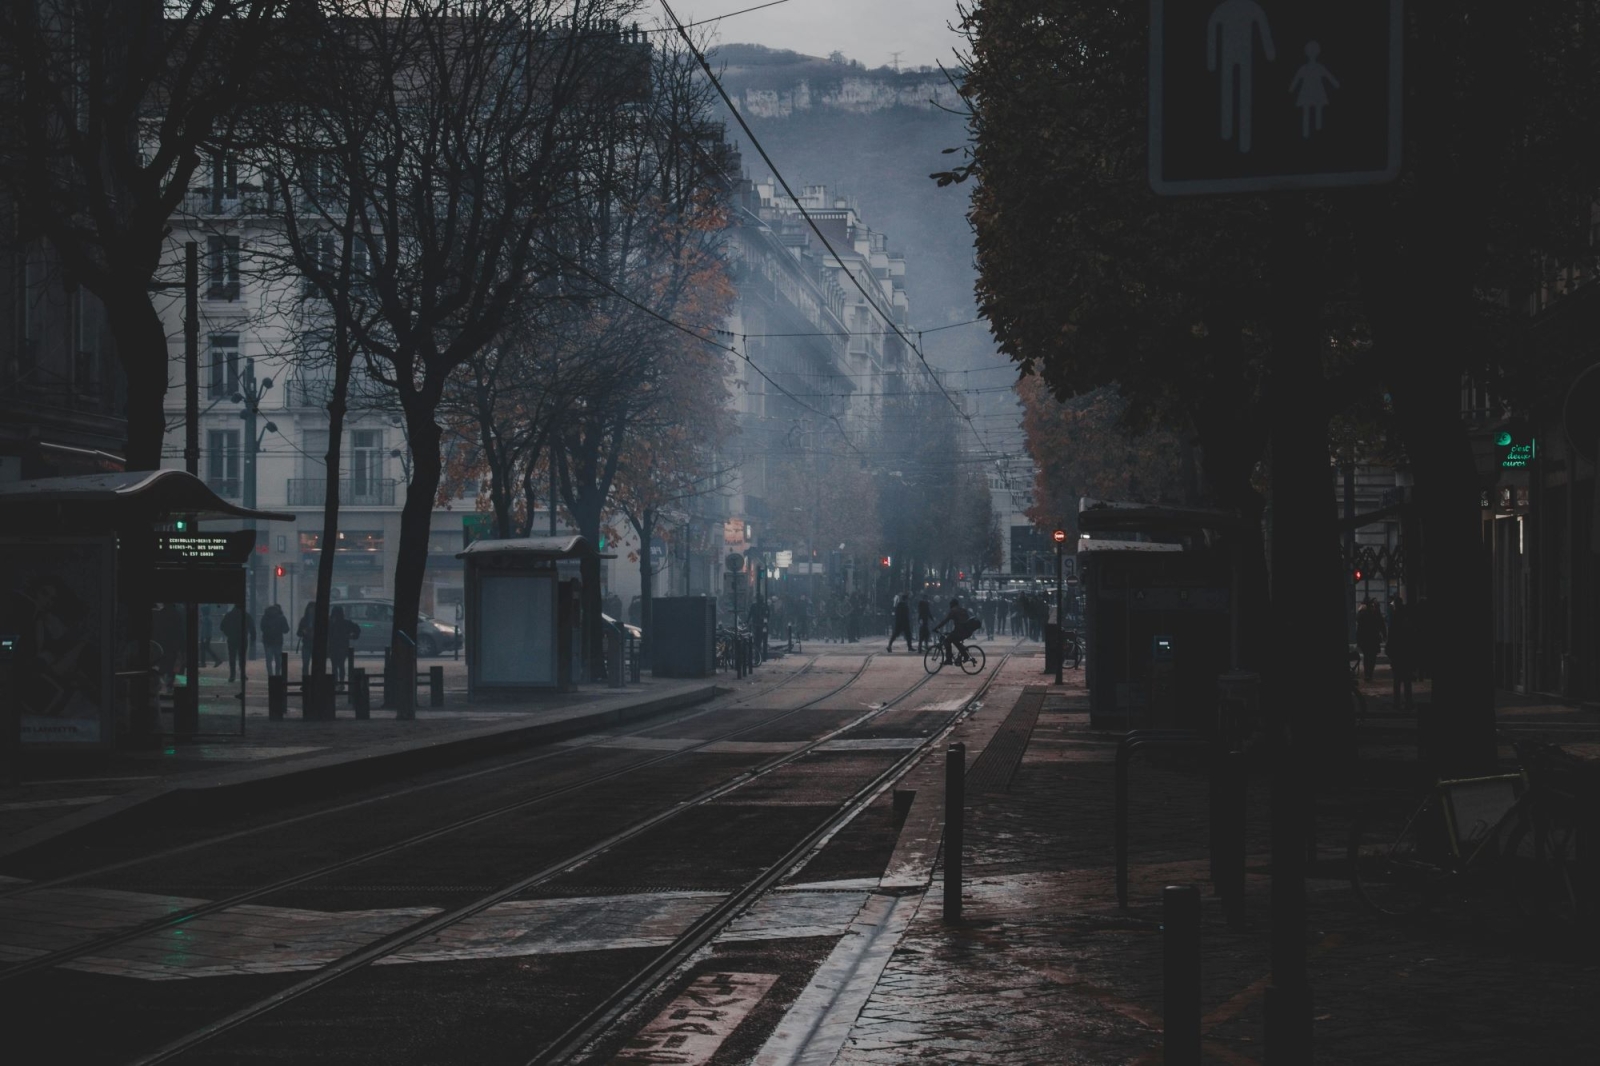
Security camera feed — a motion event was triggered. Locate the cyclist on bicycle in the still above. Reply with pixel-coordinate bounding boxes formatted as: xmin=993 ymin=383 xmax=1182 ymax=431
xmin=932 ymin=598 xmax=980 ymax=665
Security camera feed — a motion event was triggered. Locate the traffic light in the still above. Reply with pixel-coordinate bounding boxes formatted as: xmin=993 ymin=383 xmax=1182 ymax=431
xmin=879 ymin=555 xmax=892 ymax=568
xmin=1352 ymin=567 xmax=1364 ymax=583
xmin=958 ymin=570 xmax=966 ymax=581
xmin=174 ymin=519 xmax=188 ymax=532
xmin=274 ymin=565 xmax=286 ymax=578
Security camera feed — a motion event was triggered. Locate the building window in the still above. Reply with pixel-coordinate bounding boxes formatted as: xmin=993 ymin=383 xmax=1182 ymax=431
xmin=350 ymin=429 xmax=382 ymax=500
xmin=210 ymin=152 xmax=238 ymax=211
xmin=304 ymin=233 xmax=336 ymax=298
xmin=208 ymin=334 xmax=240 ymax=399
xmin=207 ymin=429 xmax=241 ymax=497
xmin=206 ymin=235 xmax=240 ymax=300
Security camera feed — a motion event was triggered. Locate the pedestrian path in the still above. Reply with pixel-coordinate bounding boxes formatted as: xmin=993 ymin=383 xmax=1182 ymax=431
xmin=818 ymin=677 xmax=1600 ymax=1065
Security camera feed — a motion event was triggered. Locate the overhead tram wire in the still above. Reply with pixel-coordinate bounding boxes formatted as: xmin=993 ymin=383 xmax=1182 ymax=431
xmin=528 ymin=239 xmax=873 ymax=467
xmin=660 ymin=0 xmax=1022 ymax=495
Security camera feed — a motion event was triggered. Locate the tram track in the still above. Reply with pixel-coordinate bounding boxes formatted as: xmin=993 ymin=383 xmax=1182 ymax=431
xmin=111 ymin=652 xmax=997 ymax=1065
xmin=0 ymin=655 xmax=826 ymax=904
xmin=0 ymin=654 xmax=874 ymax=983
xmin=536 ymin=649 xmax=1019 ymax=1066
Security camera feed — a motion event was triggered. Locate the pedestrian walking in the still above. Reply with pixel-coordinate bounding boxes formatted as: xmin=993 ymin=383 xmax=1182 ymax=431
xmin=1355 ymin=598 xmax=1385 ymax=681
xmin=327 ymin=605 xmax=359 ymax=683
xmin=198 ymin=606 xmax=223 ymax=667
xmin=916 ymin=595 xmax=933 ymax=652
xmin=297 ymin=601 xmax=317 ymax=678
xmin=888 ymin=593 xmax=914 ymax=652
xmin=220 ymin=603 xmax=254 ymax=683
xmin=260 ymin=604 xmax=289 ymax=677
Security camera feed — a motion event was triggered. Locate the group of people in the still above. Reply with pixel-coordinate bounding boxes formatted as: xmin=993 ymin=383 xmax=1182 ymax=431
xmin=149 ymin=600 xmax=364 ymax=691
xmin=886 ymin=594 xmax=983 ymax=661
xmin=1355 ymin=594 xmax=1428 ymax=708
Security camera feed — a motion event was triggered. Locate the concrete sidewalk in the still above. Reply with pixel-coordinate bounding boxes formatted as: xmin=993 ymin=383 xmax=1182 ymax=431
xmin=0 ymin=664 xmax=728 ymax=862
xmin=824 ymin=672 xmax=1600 ymax=1065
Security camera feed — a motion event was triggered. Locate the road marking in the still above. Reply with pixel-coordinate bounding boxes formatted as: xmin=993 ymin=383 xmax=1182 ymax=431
xmin=0 ymin=796 xmax=113 ymax=812
xmin=611 ymin=971 xmax=778 ymax=1065
xmin=753 ymin=891 xmax=920 ymax=1066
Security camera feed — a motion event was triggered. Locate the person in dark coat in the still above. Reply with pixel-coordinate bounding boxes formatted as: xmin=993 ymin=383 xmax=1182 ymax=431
xmin=297 ymin=601 xmax=317 ymax=678
xmin=1355 ymin=598 xmax=1386 ymax=681
xmin=916 ymin=596 xmax=934 ymax=652
xmin=198 ymin=606 xmax=223 ymax=667
xmin=327 ymin=605 xmax=358 ymax=682
xmin=888 ymin=594 xmax=914 ymax=653
xmin=220 ymin=604 xmax=254 ymax=683
xmin=260 ymin=605 xmax=290 ymax=677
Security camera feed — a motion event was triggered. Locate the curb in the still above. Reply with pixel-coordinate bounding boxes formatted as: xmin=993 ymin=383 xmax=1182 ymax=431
xmin=0 ymin=683 xmax=723 ymax=864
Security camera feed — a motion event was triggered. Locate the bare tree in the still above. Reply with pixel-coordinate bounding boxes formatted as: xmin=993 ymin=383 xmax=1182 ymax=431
xmin=1 ymin=0 xmax=288 ymax=469
xmin=235 ymin=0 xmax=647 ymax=710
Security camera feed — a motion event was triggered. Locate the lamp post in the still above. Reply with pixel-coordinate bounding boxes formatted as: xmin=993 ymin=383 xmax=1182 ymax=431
xmin=1052 ymin=528 xmax=1067 ymax=684
xmin=232 ymin=359 xmax=276 ymax=629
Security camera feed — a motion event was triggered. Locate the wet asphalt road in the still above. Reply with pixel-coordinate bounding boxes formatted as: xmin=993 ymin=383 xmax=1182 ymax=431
xmin=0 ymin=650 xmax=1005 ymax=1065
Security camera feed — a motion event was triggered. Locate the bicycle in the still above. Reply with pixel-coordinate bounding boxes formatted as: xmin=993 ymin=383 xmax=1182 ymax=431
xmin=923 ymin=633 xmax=986 ymax=676
xmin=1348 ymin=738 xmax=1593 ymax=927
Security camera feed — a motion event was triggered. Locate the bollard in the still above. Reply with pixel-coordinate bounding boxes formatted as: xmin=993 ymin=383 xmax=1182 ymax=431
xmin=943 ymin=742 xmax=966 ymax=922
xmin=1219 ymin=750 xmax=1247 ymax=927
xmin=267 ymin=674 xmax=287 ymax=720
xmin=429 ymin=665 xmax=444 ymax=707
xmin=351 ymin=668 xmax=370 ymax=719
xmin=280 ymin=652 xmax=289 ymax=679
xmin=1163 ymin=885 xmax=1202 ymax=1066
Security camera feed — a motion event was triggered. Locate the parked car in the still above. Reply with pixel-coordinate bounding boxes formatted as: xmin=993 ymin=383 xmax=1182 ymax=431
xmin=337 ymin=600 xmax=461 ymax=658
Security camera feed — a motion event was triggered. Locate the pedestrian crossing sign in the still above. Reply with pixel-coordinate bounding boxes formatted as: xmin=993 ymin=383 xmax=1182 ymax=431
xmin=1149 ymin=0 xmax=1402 ymax=194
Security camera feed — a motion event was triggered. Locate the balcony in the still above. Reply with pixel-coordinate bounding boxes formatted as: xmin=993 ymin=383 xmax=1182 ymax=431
xmin=287 ymin=478 xmax=397 ymax=508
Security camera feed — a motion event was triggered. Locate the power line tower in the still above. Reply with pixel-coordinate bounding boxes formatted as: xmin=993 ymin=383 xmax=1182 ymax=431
xmin=888 ymin=51 xmax=902 ymax=73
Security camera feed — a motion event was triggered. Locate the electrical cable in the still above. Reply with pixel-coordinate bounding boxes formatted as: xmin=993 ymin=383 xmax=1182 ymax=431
xmin=661 ymin=0 xmax=1023 ymax=496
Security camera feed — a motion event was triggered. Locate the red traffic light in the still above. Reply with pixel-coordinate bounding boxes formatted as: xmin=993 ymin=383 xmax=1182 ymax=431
xmin=274 ymin=565 xmax=286 ymax=578
xmin=1052 ymin=528 xmax=1067 ymax=543
xmin=879 ymin=555 xmax=892 ymax=568
xmin=1352 ymin=568 xmax=1364 ymax=583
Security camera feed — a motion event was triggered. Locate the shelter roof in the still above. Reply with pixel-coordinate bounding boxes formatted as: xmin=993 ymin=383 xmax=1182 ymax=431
xmin=0 ymin=470 xmax=294 ymax=522
xmin=457 ymin=535 xmax=612 ymax=561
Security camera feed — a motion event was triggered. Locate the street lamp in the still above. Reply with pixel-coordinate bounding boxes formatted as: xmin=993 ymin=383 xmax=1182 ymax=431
xmin=1051 ymin=528 xmax=1067 ymax=684
xmin=232 ymin=359 xmax=276 ymax=623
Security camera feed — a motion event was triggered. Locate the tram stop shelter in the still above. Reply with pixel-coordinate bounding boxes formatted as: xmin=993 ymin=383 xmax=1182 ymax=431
xmin=457 ymin=536 xmax=606 ymax=699
xmin=1077 ymin=500 xmax=1249 ymax=732
xmin=0 ymin=470 xmax=293 ymax=772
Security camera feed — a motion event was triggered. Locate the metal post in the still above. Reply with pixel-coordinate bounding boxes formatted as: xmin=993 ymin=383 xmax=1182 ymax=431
xmin=351 ymin=667 xmax=369 ymax=718
xmin=430 ymin=664 xmax=444 ymax=706
xmin=1163 ymin=885 xmax=1202 ymax=1066
xmin=179 ymin=241 xmax=202 ymax=740
xmin=1055 ymin=541 xmax=1065 ymax=684
xmin=943 ymin=741 xmax=965 ymax=922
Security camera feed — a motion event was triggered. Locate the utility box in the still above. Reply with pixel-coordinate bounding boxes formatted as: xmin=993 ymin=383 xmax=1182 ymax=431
xmin=458 ymin=536 xmax=597 ymax=697
xmin=1081 ymin=543 xmax=1231 ymax=731
xmin=649 ymin=595 xmax=717 ymax=678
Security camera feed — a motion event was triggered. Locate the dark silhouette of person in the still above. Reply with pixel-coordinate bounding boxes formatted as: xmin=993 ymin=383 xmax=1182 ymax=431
xmin=297 ymin=601 xmax=317 ymax=678
xmin=260 ymin=605 xmax=290 ymax=676
xmin=916 ymin=596 xmax=933 ymax=652
xmin=198 ymin=606 xmax=223 ymax=667
xmin=220 ymin=604 xmax=254 ymax=683
xmin=327 ymin=605 xmax=358 ymax=683
xmin=888 ymin=594 xmax=914 ymax=653
xmin=1355 ymin=598 xmax=1385 ymax=681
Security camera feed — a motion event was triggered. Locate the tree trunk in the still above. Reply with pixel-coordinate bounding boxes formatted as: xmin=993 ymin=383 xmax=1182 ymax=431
xmin=308 ymin=321 xmax=355 ymax=714
xmin=636 ymin=508 xmax=655 ymax=659
xmin=103 ymin=290 xmax=171 ymax=471
xmin=391 ymin=414 xmax=443 ymax=718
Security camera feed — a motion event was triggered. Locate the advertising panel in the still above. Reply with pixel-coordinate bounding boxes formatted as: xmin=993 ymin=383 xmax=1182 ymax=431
xmin=0 ymin=538 xmax=116 ymax=747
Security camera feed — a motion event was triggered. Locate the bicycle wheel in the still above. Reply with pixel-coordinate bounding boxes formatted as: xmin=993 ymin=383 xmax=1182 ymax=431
xmin=923 ymin=644 xmax=945 ymax=675
xmin=959 ymin=644 xmax=986 ymax=675
xmin=1349 ymin=796 xmax=1452 ymax=918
